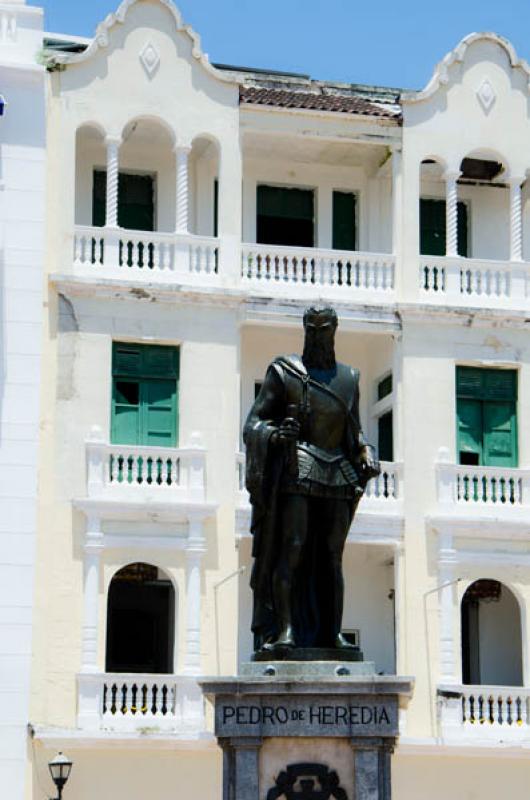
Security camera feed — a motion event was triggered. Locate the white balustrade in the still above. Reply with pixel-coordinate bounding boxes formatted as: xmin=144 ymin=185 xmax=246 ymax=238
xmin=73 ymin=226 xmax=219 ymax=279
xmin=363 ymin=461 xmax=402 ymax=502
xmin=77 ymin=672 xmax=204 ymax=733
xmin=235 ymin=453 xmax=402 ymax=508
xmin=86 ymin=436 xmax=207 ymax=503
xmin=241 ymin=245 xmax=395 ymax=296
xmin=420 ymin=256 xmax=528 ymax=306
xmin=436 ymin=461 xmax=530 ymax=509
xmin=438 ymin=685 xmax=530 ymax=742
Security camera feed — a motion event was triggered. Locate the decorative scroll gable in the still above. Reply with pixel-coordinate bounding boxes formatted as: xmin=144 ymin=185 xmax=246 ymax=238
xmin=402 ymin=32 xmax=530 ymax=104
xmin=47 ymin=0 xmax=235 ymax=84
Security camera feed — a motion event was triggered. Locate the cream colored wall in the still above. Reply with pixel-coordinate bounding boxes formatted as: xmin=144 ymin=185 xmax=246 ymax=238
xmin=32 ymin=742 xmax=221 ymax=800
xmin=398 ymin=318 xmax=530 ymax=734
xmin=393 ymin=754 xmax=530 ymax=800
xmin=31 ymin=297 xmax=241 ymax=728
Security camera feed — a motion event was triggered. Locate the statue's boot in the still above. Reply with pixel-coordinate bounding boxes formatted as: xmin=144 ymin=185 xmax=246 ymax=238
xmin=335 ymin=632 xmax=357 ymax=650
xmin=262 ymin=625 xmax=295 ymax=651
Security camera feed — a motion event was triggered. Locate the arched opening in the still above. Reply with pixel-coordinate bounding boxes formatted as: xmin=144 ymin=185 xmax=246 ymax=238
xmin=419 ymin=156 xmax=468 ymax=261
xmin=457 ymin=149 xmax=510 ymax=262
xmin=75 ymin=123 xmax=106 ymax=226
xmin=189 ymin=134 xmax=220 ymax=237
xmin=461 ymin=579 xmax=522 ymax=686
xmin=106 ymin=562 xmax=175 ymax=674
xmin=116 ymin=117 xmax=176 ymax=233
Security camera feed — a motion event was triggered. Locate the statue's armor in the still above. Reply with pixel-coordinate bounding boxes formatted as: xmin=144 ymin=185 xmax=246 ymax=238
xmin=271 ymin=356 xmax=365 ymax=500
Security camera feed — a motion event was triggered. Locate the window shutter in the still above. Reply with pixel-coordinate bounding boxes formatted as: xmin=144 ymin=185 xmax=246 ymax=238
xmin=457 ymin=399 xmax=483 ymax=464
xmin=483 ymin=402 xmax=517 ymax=467
xmin=111 ymin=343 xmax=179 ymax=446
xmin=332 ymin=191 xmax=356 ymax=251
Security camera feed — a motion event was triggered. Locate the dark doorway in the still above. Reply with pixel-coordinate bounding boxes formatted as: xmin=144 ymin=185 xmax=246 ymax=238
xmin=257 ymin=185 xmax=314 ymax=247
xmin=461 ymin=579 xmax=522 ymax=686
xmin=93 ymin=170 xmax=155 ymax=232
xmin=106 ymin=563 xmax=175 ymax=674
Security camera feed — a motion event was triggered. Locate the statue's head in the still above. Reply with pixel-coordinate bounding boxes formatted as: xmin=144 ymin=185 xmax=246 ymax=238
xmin=302 ymin=306 xmax=338 ymax=369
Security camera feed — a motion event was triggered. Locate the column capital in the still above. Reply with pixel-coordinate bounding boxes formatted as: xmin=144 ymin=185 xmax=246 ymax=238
xmin=443 ymin=169 xmax=461 ymax=182
xmin=174 ymin=141 xmax=192 ymax=155
xmin=105 ymin=135 xmax=122 ymax=148
xmin=508 ymin=175 xmax=525 ymax=188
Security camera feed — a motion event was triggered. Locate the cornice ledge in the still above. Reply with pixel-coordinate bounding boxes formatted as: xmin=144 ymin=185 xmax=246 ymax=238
xmin=426 ymin=512 xmax=530 ymax=539
xmin=46 ymin=0 xmax=236 ymax=84
xmin=401 ymin=32 xmax=530 ymax=104
xmin=50 ymin=273 xmax=246 ymax=308
xmin=397 ymin=301 xmax=530 ymax=329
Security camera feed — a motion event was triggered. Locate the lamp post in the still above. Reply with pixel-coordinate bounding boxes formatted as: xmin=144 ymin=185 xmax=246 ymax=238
xmin=48 ymin=752 xmax=73 ymax=800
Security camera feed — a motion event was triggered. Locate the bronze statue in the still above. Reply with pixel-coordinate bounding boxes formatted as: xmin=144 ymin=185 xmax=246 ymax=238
xmin=244 ymin=306 xmax=380 ymax=656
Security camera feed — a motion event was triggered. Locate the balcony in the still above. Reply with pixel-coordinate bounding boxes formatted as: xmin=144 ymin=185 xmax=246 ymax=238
xmin=77 ymin=672 xmax=206 ymax=738
xmin=75 ymin=428 xmax=216 ymax=526
xmin=241 ymin=244 xmax=396 ymax=301
xmin=236 ymin=453 xmax=403 ymax=543
xmin=72 ymin=226 xmax=221 ymax=286
xmin=438 ymin=685 xmax=530 ymax=745
xmin=433 ymin=450 xmax=530 ymax=518
xmin=420 ymin=255 xmax=529 ymax=309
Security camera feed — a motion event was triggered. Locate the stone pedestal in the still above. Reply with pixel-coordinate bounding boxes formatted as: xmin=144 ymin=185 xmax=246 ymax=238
xmin=200 ymin=671 xmax=413 ymax=800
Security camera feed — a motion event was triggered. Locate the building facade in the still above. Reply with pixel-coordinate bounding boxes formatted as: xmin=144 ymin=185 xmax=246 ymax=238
xmin=2 ymin=0 xmax=530 ymax=797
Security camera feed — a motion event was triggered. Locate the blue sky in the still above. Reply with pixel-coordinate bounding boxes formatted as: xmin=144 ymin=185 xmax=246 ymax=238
xmin=41 ymin=0 xmax=529 ymax=90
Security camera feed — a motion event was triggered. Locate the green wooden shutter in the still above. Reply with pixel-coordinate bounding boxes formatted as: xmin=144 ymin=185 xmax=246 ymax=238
xmin=378 ymin=411 xmax=393 ymax=462
xmin=457 ymin=399 xmax=483 ymax=465
xmin=111 ymin=343 xmax=179 ymax=447
xmin=483 ymin=402 xmax=517 ymax=467
xmin=141 ymin=380 xmax=176 ymax=446
xmin=92 ymin=171 xmax=106 ymax=228
xmin=420 ymin=199 xmax=468 ymax=256
xmin=456 ymin=367 xmax=517 ymax=466
xmin=332 ymin=191 xmax=356 ymax=251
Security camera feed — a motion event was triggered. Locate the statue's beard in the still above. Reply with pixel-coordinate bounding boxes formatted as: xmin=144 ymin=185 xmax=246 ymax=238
xmin=302 ymin=336 xmax=336 ymax=370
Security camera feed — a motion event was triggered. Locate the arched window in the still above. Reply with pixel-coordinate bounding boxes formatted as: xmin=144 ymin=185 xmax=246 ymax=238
xmin=461 ymin=579 xmax=522 ymax=686
xmin=106 ymin=563 xmax=175 ymax=674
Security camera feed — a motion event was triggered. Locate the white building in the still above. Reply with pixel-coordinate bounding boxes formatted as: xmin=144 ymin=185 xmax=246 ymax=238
xmin=2 ymin=0 xmax=530 ymax=796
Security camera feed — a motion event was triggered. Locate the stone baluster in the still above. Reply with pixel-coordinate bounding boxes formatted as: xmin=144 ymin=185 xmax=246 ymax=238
xmin=183 ymin=517 xmax=206 ymax=675
xmin=444 ymin=170 xmax=460 ymax=257
xmin=509 ymin=176 xmax=524 ymax=262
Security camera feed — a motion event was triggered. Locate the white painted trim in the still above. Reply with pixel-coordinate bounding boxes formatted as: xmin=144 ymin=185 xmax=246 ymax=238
xmin=402 ymin=32 xmax=530 ymax=104
xmin=47 ymin=0 xmax=236 ymax=84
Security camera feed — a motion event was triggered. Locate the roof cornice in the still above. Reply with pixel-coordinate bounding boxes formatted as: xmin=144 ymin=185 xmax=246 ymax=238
xmin=401 ymin=32 xmax=530 ymax=104
xmin=46 ymin=0 xmax=236 ymax=83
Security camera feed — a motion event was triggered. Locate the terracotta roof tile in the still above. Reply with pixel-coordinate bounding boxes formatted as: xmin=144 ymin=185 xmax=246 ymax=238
xmin=240 ymin=86 xmax=400 ymax=119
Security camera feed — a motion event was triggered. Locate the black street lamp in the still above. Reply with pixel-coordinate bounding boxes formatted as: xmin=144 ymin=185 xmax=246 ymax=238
xmin=48 ymin=752 xmax=73 ymax=800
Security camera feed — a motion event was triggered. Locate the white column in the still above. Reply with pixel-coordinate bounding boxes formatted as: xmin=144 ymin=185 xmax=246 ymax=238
xmin=183 ymin=516 xmax=206 ymax=675
xmin=444 ymin=170 xmax=460 ymax=257
xmin=81 ymin=516 xmax=104 ymax=672
xmin=509 ymin=176 xmax=524 ymax=262
xmin=391 ymin=145 xmax=402 ymax=256
xmin=175 ymin=144 xmax=191 ymax=234
xmin=438 ymin=531 xmax=458 ymax=683
xmin=105 ymin=136 xmax=121 ymax=229
xmin=393 ymin=543 xmax=404 ymax=674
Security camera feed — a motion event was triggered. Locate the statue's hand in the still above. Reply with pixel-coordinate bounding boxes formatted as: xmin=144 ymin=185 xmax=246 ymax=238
xmin=273 ymin=417 xmax=301 ymax=446
xmin=359 ymin=445 xmax=380 ymax=479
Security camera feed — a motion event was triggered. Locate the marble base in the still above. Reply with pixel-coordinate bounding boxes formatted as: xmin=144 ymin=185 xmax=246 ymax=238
xmin=253 ymin=646 xmax=364 ymax=663
xmin=241 ymin=660 xmax=376 ymax=678
xmin=200 ymin=673 xmax=414 ymax=800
